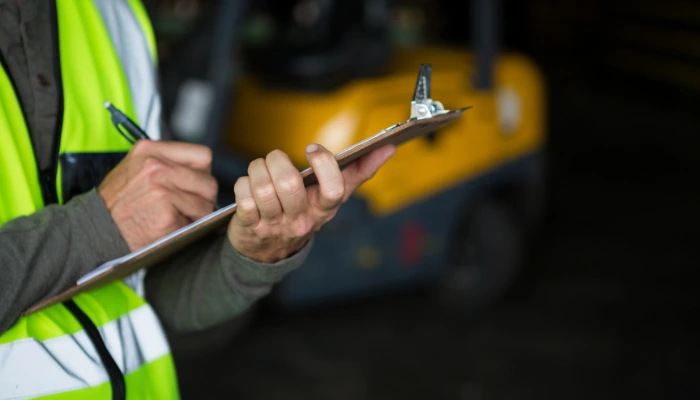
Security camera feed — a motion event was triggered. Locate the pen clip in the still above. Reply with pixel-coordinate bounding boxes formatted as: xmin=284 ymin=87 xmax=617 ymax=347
xmin=111 ymin=116 xmax=136 ymax=144
xmin=104 ymin=101 xmax=150 ymax=142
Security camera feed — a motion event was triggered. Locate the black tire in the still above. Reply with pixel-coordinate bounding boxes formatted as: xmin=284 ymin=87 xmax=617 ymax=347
xmin=434 ymin=198 xmax=524 ymax=313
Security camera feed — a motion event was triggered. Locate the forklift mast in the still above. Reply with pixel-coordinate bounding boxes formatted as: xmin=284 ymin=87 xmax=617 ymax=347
xmin=472 ymin=0 xmax=499 ymax=90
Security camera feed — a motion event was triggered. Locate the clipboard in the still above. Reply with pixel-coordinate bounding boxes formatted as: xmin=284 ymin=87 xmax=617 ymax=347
xmin=23 ymin=64 xmax=470 ymax=315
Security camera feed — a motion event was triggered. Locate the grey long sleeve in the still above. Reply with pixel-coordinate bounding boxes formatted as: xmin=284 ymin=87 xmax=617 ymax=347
xmin=0 ymin=189 xmax=310 ymax=334
xmin=0 ymin=190 xmax=130 ymax=333
xmin=145 ymin=230 xmax=312 ymax=333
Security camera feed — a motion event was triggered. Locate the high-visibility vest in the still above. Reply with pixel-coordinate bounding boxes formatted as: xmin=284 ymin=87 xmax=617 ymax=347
xmin=0 ymin=1 xmax=178 ymax=399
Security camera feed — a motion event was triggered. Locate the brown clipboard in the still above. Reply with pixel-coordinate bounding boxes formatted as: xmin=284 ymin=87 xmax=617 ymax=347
xmin=23 ymin=58 xmax=469 ymax=315
xmin=23 ymin=109 xmax=466 ymax=315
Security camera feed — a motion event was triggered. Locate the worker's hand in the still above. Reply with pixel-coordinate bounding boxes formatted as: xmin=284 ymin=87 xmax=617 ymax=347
xmin=98 ymin=140 xmax=218 ymax=251
xmin=229 ymin=143 xmax=395 ymax=263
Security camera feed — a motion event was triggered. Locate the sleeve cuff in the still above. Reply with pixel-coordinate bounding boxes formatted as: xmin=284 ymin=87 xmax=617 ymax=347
xmin=220 ymin=236 xmax=314 ymax=285
xmin=65 ymin=189 xmax=131 ymax=270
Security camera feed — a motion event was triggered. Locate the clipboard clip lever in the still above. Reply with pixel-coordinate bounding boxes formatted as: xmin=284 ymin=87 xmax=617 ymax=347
xmin=410 ymin=64 xmax=446 ymax=120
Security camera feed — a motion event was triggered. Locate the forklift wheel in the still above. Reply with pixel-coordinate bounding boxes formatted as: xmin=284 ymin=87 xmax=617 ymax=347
xmin=434 ymin=198 xmax=524 ymax=313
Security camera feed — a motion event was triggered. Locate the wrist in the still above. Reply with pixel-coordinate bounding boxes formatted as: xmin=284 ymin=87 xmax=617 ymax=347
xmin=221 ymin=236 xmax=315 ymax=284
xmin=227 ymin=236 xmax=310 ymax=264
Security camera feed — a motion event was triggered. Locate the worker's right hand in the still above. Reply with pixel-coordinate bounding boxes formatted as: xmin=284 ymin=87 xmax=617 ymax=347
xmin=98 ymin=140 xmax=218 ymax=251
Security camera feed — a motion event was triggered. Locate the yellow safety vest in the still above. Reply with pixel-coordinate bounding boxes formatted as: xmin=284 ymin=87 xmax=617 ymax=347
xmin=0 ymin=1 xmax=178 ymax=398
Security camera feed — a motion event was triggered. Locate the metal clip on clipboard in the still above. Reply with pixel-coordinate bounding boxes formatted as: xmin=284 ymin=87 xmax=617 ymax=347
xmin=410 ymin=64 xmax=447 ymax=120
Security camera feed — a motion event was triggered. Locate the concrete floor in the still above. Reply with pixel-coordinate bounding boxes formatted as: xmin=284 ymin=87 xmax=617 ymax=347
xmin=173 ymin=66 xmax=700 ymax=399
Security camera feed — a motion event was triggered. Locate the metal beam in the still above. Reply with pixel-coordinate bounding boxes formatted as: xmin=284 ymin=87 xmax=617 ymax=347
xmin=471 ymin=0 xmax=499 ymax=89
xmin=202 ymin=0 xmax=248 ymax=149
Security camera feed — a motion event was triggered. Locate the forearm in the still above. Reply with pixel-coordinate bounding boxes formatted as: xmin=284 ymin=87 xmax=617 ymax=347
xmin=0 ymin=189 xmax=130 ymax=333
xmin=145 ymin=234 xmax=312 ymax=333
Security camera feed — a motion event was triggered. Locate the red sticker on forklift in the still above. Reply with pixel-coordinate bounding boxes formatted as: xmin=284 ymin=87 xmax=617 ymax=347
xmin=400 ymin=222 xmax=425 ymax=267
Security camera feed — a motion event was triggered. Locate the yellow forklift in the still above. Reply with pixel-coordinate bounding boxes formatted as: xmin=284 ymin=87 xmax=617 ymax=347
xmin=156 ymin=0 xmax=546 ymax=351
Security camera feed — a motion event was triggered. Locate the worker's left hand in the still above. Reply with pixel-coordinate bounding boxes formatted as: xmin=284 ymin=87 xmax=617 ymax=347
xmin=228 ymin=143 xmax=395 ymax=263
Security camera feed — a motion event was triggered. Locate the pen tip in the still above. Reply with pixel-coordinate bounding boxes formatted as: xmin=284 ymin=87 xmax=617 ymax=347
xmin=103 ymin=101 xmax=111 ymax=109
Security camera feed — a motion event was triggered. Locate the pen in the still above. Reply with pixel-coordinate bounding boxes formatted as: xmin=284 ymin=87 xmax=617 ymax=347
xmin=104 ymin=100 xmax=222 ymax=211
xmin=104 ymin=101 xmax=151 ymax=143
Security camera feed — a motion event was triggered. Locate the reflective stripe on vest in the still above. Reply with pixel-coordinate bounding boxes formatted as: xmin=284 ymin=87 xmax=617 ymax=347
xmin=0 ymin=303 xmax=170 ymax=398
xmin=0 ymin=1 xmax=178 ymax=398
xmin=92 ymin=0 xmax=162 ymax=141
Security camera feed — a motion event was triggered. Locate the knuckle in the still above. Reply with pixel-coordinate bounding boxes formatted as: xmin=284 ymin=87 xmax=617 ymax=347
xmin=249 ymin=225 xmax=271 ymax=241
xmin=142 ymin=156 xmax=160 ymax=169
xmin=291 ymin=218 xmax=315 ymax=238
xmin=254 ymin=182 xmax=277 ymax=202
xmin=277 ymin=175 xmax=303 ymax=196
xmin=142 ymin=157 xmax=167 ymax=178
xmin=322 ymin=185 xmax=345 ymax=204
xmin=237 ymin=197 xmax=257 ymax=213
xmin=131 ymin=139 xmax=152 ymax=156
xmin=156 ymin=211 xmax=178 ymax=231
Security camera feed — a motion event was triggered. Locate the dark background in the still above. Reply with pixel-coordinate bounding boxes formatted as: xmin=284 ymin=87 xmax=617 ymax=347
xmin=148 ymin=0 xmax=700 ymax=398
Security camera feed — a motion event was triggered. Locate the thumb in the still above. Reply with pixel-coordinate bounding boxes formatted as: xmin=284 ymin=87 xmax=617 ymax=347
xmin=341 ymin=144 xmax=396 ymax=197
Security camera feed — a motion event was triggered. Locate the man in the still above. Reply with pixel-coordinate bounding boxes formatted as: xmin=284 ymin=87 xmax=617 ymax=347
xmin=0 ymin=0 xmax=394 ymax=398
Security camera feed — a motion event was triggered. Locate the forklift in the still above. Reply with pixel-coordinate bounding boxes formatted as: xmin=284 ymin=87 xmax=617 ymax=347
xmin=154 ymin=0 xmax=547 ymax=353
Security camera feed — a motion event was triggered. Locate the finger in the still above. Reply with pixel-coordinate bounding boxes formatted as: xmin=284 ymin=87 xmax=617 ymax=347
xmin=304 ymin=143 xmax=345 ymax=211
xmin=152 ymin=205 xmax=190 ymax=239
xmin=248 ymin=158 xmax=284 ymax=221
xmin=132 ymin=140 xmax=212 ymax=172
xmin=142 ymin=156 xmax=218 ymax=204
xmin=164 ymin=164 xmax=219 ymax=204
xmin=266 ymin=150 xmax=309 ymax=218
xmin=162 ymin=186 xmax=215 ymax=222
xmin=232 ymin=176 xmax=260 ymax=227
xmin=341 ymin=144 xmax=396 ymax=195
